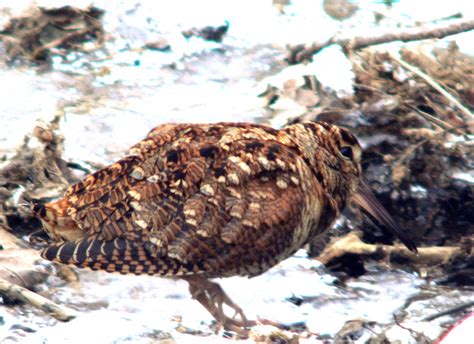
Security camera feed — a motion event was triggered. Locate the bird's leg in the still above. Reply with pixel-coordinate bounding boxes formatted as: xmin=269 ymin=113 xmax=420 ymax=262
xmin=182 ymin=275 xmax=256 ymax=334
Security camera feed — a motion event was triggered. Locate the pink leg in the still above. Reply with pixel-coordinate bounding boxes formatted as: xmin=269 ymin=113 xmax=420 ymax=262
xmin=182 ymin=275 xmax=256 ymax=335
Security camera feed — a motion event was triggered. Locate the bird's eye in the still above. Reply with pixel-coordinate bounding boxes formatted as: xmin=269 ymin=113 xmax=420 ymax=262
xmin=340 ymin=146 xmax=353 ymax=160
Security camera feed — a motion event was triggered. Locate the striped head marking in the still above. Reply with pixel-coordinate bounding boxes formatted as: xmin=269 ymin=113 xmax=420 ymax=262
xmin=283 ymin=121 xmax=362 ymax=198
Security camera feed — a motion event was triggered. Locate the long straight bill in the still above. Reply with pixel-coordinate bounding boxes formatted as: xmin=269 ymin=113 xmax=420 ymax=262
xmin=352 ymin=181 xmax=417 ymax=252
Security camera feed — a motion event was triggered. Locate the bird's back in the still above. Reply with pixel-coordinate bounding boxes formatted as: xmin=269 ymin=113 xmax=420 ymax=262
xmin=35 ymin=122 xmax=333 ymax=278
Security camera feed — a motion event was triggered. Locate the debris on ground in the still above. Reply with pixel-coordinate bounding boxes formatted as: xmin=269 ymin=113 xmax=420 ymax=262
xmin=0 ymin=113 xmax=81 ymax=321
xmin=182 ymin=21 xmax=229 ymax=43
xmin=248 ymin=324 xmax=299 ymax=343
xmin=316 ymin=231 xmax=471 ymax=274
xmin=0 ymin=5 xmax=104 ymax=62
xmin=143 ymin=38 xmax=171 ymax=52
xmin=0 ymin=113 xmax=78 ymax=238
xmin=0 ymin=229 xmax=46 ymax=292
xmin=323 ymin=0 xmax=358 ymax=21
xmin=0 ymin=276 xmax=77 ymax=321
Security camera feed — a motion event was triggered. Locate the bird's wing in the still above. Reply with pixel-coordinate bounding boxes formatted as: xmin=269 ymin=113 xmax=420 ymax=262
xmin=40 ymin=123 xmax=314 ymax=276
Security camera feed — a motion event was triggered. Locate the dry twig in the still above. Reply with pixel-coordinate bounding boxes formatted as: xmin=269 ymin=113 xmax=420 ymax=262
xmin=288 ymin=19 xmax=474 ymax=64
xmin=0 ymin=277 xmax=77 ymax=321
xmin=316 ymin=231 xmax=461 ymax=266
xmin=404 ymin=103 xmax=463 ymax=134
xmin=345 ymin=19 xmax=474 ymax=51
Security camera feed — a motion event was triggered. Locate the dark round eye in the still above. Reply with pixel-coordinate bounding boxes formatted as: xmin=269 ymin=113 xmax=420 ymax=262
xmin=340 ymin=146 xmax=353 ymax=160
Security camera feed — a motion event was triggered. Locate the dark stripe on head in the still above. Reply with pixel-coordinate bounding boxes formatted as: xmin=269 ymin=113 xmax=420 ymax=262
xmin=302 ymin=121 xmax=332 ymax=139
xmin=339 ymin=128 xmax=358 ymax=146
xmin=317 ymin=121 xmax=332 ymax=131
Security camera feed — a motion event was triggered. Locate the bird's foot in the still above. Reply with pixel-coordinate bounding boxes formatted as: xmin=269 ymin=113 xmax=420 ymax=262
xmin=182 ymin=275 xmax=256 ymax=336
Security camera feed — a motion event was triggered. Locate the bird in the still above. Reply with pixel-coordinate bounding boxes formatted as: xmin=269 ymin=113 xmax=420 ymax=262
xmin=33 ymin=121 xmax=416 ymax=333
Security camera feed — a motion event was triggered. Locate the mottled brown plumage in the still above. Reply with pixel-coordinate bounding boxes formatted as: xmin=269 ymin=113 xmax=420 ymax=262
xmin=33 ymin=121 xmax=415 ymax=332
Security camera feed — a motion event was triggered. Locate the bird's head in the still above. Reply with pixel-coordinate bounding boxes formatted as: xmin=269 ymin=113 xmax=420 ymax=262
xmin=283 ymin=121 xmax=362 ymax=199
xmin=284 ymin=121 xmax=417 ymax=252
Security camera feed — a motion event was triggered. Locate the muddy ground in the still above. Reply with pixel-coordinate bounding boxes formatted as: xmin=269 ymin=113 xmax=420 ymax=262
xmin=0 ymin=1 xmax=473 ymax=343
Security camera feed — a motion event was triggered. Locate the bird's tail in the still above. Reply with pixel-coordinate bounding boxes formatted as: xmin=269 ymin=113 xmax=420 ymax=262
xmin=41 ymin=237 xmax=195 ymax=276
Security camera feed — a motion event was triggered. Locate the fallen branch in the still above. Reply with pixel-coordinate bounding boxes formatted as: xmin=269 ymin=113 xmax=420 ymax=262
xmin=316 ymin=231 xmax=461 ymax=266
xmin=287 ymin=19 xmax=474 ymax=64
xmin=0 ymin=277 xmax=77 ymax=321
xmin=345 ymin=19 xmax=474 ymax=51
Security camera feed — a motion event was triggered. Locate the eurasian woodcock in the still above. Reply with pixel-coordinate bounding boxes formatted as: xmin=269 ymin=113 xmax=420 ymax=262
xmin=33 ymin=121 xmax=416 ymax=332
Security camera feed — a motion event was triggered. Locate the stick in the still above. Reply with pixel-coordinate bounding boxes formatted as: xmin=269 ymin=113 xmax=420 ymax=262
xmin=288 ymin=19 xmax=474 ymax=64
xmin=391 ymin=55 xmax=474 ymax=121
xmin=316 ymin=231 xmax=461 ymax=266
xmin=345 ymin=19 xmax=474 ymax=51
xmin=422 ymin=300 xmax=474 ymax=321
xmin=0 ymin=277 xmax=77 ymax=321
xmin=31 ymin=27 xmax=97 ymax=59
xmin=404 ymin=103 xmax=461 ymax=133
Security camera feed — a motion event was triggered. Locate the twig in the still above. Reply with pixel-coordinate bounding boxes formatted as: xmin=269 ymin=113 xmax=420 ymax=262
xmin=346 ymin=19 xmax=474 ymax=51
xmin=352 ymin=83 xmax=389 ymax=95
xmin=391 ymin=55 xmax=474 ymax=121
xmin=288 ymin=19 xmax=474 ymax=64
xmin=316 ymin=231 xmax=461 ymax=266
xmin=404 ymin=104 xmax=471 ymax=138
xmin=393 ymin=314 xmax=417 ymax=335
xmin=31 ymin=27 xmax=97 ymax=59
xmin=0 ymin=277 xmax=77 ymax=321
xmin=404 ymin=103 xmax=459 ymax=133
xmin=422 ymin=300 xmax=474 ymax=322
